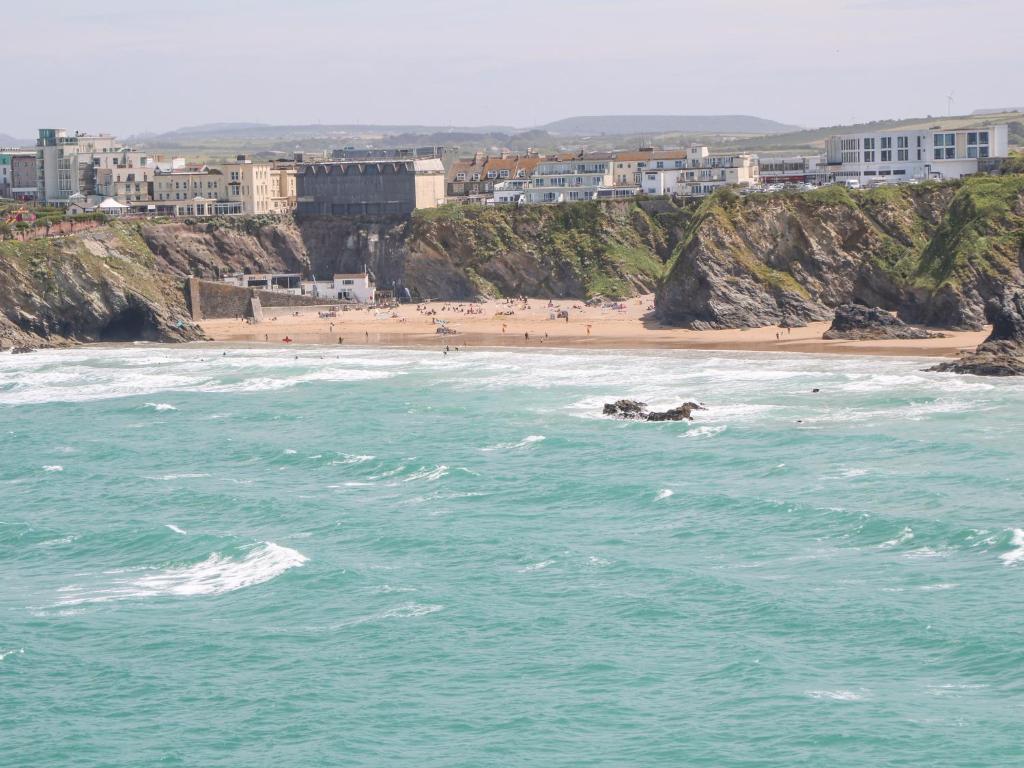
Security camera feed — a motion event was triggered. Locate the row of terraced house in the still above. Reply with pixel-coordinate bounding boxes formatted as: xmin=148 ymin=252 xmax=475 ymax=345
xmin=445 ymin=145 xmax=759 ymax=205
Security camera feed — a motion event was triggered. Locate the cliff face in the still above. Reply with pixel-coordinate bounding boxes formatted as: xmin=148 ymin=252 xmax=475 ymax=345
xmin=3 ymin=178 xmax=1022 ymax=346
xmin=655 ymin=178 xmax=1024 ymax=329
xmin=134 ymin=203 xmax=671 ymax=301
xmin=0 ymin=224 xmax=203 ymax=348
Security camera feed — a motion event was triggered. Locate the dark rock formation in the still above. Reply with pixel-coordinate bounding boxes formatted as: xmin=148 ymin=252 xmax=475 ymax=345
xmin=823 ymin=303 xmax=939 ymax=340
xmin=932 ymin=292 xmax=1024 ymax=376
xmin=603 ymin=399 xmax=706 ymax=421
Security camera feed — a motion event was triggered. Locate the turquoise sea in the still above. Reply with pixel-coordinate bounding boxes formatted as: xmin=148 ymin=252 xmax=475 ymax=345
xmin=2 ymin=344 xmax=1024 ymax=766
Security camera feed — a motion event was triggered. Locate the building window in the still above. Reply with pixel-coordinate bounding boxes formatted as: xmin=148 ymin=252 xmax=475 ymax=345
xmin=864 ymin=151 xmax=875 ymax=162
xmin=881 ymin=150 xmax=892 ymax=162
xmin=898 ymin=149 xmax=909 ymax=161
xmin=864 ymin=138 xmax=875 ymax=150
xmin=880 ymin=136 xmax=892 ymax=149
xmin=897 ymin=136 xmax=909 ymax=149
xmin=499 ymin=169 xmax=510 ymax=178
xmin=486 ymin=171 xmax=497 ymax=179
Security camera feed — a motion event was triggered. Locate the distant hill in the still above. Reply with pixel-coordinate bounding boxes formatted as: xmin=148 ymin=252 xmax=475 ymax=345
xmin=972 ymin=108 xmax=1024 ymax=116
xmin=0 ymin=134 xmax=33 ymax=148
xmin=537 ymin=115 xmax=802 ymax=136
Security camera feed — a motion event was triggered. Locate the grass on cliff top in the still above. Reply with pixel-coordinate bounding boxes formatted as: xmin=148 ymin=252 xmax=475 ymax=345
xmin=915 ymin=174 xmax=1024 ymax=290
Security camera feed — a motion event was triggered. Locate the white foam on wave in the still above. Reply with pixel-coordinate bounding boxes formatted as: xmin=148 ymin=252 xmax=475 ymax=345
xmin=806 ymin=689 xmax=867 ymax=702
xmin=146 ymin=473 xmax=210 ymax=481
xmin=682 ymin=424 xmax=726 ymax=439
xmin=655 ymin=489 xmax=674 ymax=501
xmin=144 ymin=402 xmax=177 ymax=412
xmin=331 ymin=453 xmax=375 ymax=465
xmin=1000 ymin=528 xmax=1024 ymax=566
xmin=481 ymin=435 xmax=546 ymax=451
xmin=0 ymin=648 xmax=25 ymax=661
xmin=381 ymin=602 xmax=444 ymax=619
xmin=518 ymin=559 xmax=554 ymax=573
xmin=879 ymin=526 xmax=914 ymax=549
xmin=56 ymin=542 xmax=306 ymax=605
xmin=405 ymin=465 xmax=449 ymax=482
xmin=42 ymin=465 xmax=63 ymax=472
xmin=166 ymin=524 xmax=187 ymax=535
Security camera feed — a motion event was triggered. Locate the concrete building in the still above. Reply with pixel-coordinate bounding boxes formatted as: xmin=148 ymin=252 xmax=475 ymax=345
xmin=757 ymin=155 xmax=827 ymax=186
xmin=0 ymin=153 xmax=10 ymax=197
xmin=296 ymin=158 xmax=446 ymax=217
xmin=11 ymin=153 xmax=38 ymax=200
xmin=222 ymin=272 xmax=303 ymax=294
xmin=641 ymin=151 xmax=758 ymax=197
xmin=333 ymin=146 xmax=457 ymax=169
xmin=524 ymin=154 xmax=629 ymax=203
xmin=824 ymin=124 xmax=1009 ymax=184
xmin=35 ymin=129 xmax=130 ymax=204
xmin=0 ymin=150 xmax=34 ymax=198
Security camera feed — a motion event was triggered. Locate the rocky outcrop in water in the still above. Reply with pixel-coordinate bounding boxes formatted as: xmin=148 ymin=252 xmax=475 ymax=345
xmin=931 ymin=292 xmax=1024 ymax=376
xmin=602 ymin=399 xmax=705 ymax=421
xmin=823 ymin=303 xmax=939 ymax=340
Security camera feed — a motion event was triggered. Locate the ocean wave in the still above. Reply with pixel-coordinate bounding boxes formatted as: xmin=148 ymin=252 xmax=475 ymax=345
xmin=0 ymin=648 xmax=25 ymax=662
xmin=331 ymin=453 xmax=375 ymax=465
xmin=878 ymin=526 xmax=914 ymax=549
xmin=56 ymin=542 xmax=306 ymax=605
xmin=518 ymin=559 xmax=554 ymax=573
xmin=144 ymin=402 xmax=177 ymax=412
xmin=166 ymin=524 xmax=187 ymax=535
xmin=999 ymin=528 xmax=1024 ymax=566
xmin=146 ymin=473 xmax=210 ymax=481
xmin=806 ymin=689 xmax=867 ymax=702
xmin=405 ymin=465 xmax=449 ymax=482
xmin=481 ymin=435 xmax=546 ymax=451
xmin=42 ymin=465 xmax=63 ymax=472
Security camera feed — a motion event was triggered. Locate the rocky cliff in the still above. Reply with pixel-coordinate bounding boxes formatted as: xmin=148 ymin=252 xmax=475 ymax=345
xmin=0 ymin=224 xmax=203 ymax=348
xmin=3 ymin=178 xmax=1023 ymax=346
xmin=655 ymin=177 xmax=1024 ymax=329
xmin=135 ymin=203 xmax=673 ymax=301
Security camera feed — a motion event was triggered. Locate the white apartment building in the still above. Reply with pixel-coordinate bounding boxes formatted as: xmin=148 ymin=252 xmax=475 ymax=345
xmin=491 ymin=178 xmax=531 ymax=205
xmin=825 ymin=124 xmax=1009 ymax=184
xmin=35 ymin=129 xmax=140 ymax=204
xmin=641 ymin=152 xmax=759 ymax=197
xmin=612 ymin=148 xmax=696 ymax=187
xmin=525 ymin=155 xmax=622 ymax=204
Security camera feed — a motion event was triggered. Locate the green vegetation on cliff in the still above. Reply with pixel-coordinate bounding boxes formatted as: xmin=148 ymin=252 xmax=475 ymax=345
xmin=411 ymin=201 xmax=668 ymax=299
xmin=657 ymin=175 xmax=1024 ymax=329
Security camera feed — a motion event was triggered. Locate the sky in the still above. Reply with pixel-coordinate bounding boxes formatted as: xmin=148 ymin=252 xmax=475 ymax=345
xmin=2 ymin=0 xmax=1022 ymax=139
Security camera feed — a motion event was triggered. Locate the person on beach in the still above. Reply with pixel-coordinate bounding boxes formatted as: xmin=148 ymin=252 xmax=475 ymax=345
xmin=586 ymin=324 xmax=592 ymax=336
xmin=525 ymin=332 xmax=529 ymax=341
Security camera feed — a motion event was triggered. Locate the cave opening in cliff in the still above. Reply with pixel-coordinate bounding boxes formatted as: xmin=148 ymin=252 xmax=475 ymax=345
xmin=100 ymin=306 xmax=155 ymax=342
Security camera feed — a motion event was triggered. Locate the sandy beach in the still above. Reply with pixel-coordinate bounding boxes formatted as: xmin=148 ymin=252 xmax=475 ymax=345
xmin=199 ymin=294 xmax=986 ymax=358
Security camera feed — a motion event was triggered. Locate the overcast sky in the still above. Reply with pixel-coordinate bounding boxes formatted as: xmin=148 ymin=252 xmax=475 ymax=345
xmin=3 ymin=0 xmax=1021 ymax=138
